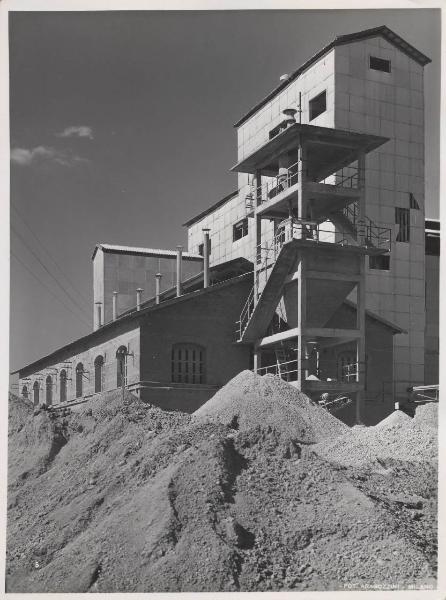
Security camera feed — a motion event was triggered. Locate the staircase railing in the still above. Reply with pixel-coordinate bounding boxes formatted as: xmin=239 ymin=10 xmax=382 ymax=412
xmin=235 ymin=286 xmax=255 ymax=341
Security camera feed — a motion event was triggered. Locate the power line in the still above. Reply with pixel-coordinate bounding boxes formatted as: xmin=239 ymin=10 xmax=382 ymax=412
xmin=11 ymin=224 xmax=92 ymax=322
xmin=11 ymin=204 xmax=92 ymax=310
xmin=11 ymin=251 xmax=91 ymax=329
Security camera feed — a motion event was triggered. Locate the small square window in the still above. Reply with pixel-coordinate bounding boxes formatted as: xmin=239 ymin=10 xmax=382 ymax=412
xmin=369 ymin=56 xmax=391 ymax=73
xmin=309 ymin=91 xmax=326 ymax=121
xmin=233 ymin=218 xmax=249 ymax=242
xmin=369 ymin=255 xmax=390 ymax=270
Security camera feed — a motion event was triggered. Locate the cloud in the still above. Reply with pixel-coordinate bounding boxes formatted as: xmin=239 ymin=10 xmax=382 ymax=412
xmin=55 ymin=125 xmax=94 ymax=139
xmin=11 ymin=146 xmax=89 ymax=167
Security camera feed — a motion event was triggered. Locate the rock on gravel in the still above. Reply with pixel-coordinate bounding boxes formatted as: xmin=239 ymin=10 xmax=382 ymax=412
xmin=193 ymin=371 xmax=348 ymax=443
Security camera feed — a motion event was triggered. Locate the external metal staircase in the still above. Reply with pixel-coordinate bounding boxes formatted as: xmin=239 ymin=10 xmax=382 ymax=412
xmin=236 ymin=240 xmax=299 ymax=343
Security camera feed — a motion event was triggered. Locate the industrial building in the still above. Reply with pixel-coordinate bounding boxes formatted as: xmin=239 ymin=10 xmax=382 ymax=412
xmin=14 ymin=26 xmax=439 ymax=425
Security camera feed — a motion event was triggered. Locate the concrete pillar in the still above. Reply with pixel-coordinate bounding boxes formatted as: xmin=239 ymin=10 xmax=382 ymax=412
xmin=112 ymin=291 xmax=118 ymax=321
xmin=278 ymin=152 xmax=290 ymax=185
xmin=95 ymin=302 xmax=102 ymax=327
xmin=297 ymin=257 xmax=306 ymax=390
xmin=254 ymin=169 xmax=262 ymax=303
xmin=202 ymin=228 xmax=210 ymax=288
xmin=355 ymin=150 xmax=367 ymax=423
xmin=136 ymin=288 xmax=143 ymax=311
xmin=253 ymin=346 xmax=261 ymax=373
xmin=176 ymin=246 xmax=183 ymax=298
xmin=155 ymin=273 xmax=162 ymax=305
xmin=357 ymin=151 xmax=366 ymax=245
xmin=356 ymin=255 xmax=366 ymax=425
xmin=296 ymin=138 xmax=308 ymax=391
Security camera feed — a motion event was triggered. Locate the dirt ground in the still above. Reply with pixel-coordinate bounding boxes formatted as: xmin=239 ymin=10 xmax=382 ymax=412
xmin=6 ymin=374 xmax=438 ymax=592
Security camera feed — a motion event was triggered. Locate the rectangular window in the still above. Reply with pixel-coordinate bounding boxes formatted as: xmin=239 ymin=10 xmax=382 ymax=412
xmin=198 ymin=239 xmax=211 ymax=256
xmin=233 ymin=218 xmax=249 ymax=242
xmin=369 ymin=255 xmax=390 ymax=270
xmin=309 ymin=91 xmax=326 ymax=121
xmin=269 ymin=120 xmax=289 ymax=140
xmin=369 ymin=56 xmax=391 ymax=73
xmin=395 ymin=207 xmax=410 ymax=243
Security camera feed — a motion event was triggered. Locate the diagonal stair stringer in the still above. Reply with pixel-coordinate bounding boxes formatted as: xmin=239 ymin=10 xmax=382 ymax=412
xmin=239 ymin=240 xmax=301 ymax=343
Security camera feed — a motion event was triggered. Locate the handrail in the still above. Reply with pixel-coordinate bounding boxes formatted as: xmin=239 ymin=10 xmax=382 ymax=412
xmin=243 ymin=160 xmax=361 ymax=213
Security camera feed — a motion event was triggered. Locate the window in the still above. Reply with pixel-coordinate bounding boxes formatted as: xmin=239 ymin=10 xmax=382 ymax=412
xmin=233 ymin=218 xmax=248 ymax=242
xmin=337 ymin=353 xmax=357 ymax=383
xmin=171 ymin=343 xmax=205 ymax=384
xmin=46 ymin=375 xmax=53 ymax=406
xmin=22 ymin=385 xmax=28 ymax=400
xmin=94 ymin=356 xmax=104 ymax=393
xmin=269 ymin=120 xmax=289 ymax=140
xmin=395 ymin=207 xmax=410 ymax=242
xmin=60 ymin=370 xmax=67 ymax=403
xmin=309 ymin=91 xmax=326 ymax=121
xmin=116 ymin=346 xmax=127 ymax=388
xmin=369 ymin=56 xmax=391 ymax=73
xmin=369 ymin=255 xmax=390 ymax=270
xmin=33 ymin=381 xmax=40 ymax=406
xmin=198 ymin=239 xmax=211 ymax=256
xmin=75 ymin=363 xmax=84 ymax=398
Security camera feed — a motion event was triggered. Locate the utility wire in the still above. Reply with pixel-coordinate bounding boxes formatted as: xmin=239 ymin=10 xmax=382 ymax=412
xmin=11 ymin=251 xmax=91 ymax=329
xmin=11 ymin=204 xmax=91 ymax=310
xmin=11 ymin=224 xmax=92 ymax=322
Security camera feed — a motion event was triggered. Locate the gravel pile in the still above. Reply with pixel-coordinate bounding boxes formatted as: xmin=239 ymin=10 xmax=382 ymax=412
xmin=8 ymin=392 xmax=33 ymax=436
xmin=313 ymin=413 xmax=437 ymax=468
xmin=375 ymin=409 xmax=412 ymax=430
xmin=194 ymin=371 xmax=348 ymax=443
xmin=6 ymin=374 xmax=437 ymax=593
xmin=413 ymin=403 xmax=438 ymax=430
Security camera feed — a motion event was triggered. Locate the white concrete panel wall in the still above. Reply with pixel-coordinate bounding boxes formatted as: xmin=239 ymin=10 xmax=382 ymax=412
xmin=187 ymin=194 xmax=275 ymax=267
xmin=334 ymin=37 xmax=426 ymax=394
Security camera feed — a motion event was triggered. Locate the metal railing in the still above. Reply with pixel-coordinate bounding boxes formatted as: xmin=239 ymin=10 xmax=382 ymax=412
xmin=257 ymin=358 xmax=299 ymax=381
xmin=235 ymin=286 xmax=255 ymax=340
xmin=243 ymin=161 xmax=361 ymax=214
xmin=318 ymin=164 xmax=359 ymax=188
xmin=409 ymin=385 xmax=439 ymax=403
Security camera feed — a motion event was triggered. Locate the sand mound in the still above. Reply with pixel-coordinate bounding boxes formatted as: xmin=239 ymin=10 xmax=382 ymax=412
xmin=8 ymin=392 xmax=33 ymax=436
xmin=6 ymin=374 xmax=437 ymax=592
xmin=413 ymin=403 xmax=438 ymax=430
xmin=375 ymin=409 xmax=412 ymax=430
xmin=193 ymin=371 xmax=348 ymax=443
xmin=314 ymin=415 xmax=437 ymax=469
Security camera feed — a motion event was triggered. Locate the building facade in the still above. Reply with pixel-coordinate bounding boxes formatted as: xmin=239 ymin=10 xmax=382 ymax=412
xmin=15 ymin=26 xmax=438 ymax=423
xmin=186 ymin=26 xmax=432 ymax=401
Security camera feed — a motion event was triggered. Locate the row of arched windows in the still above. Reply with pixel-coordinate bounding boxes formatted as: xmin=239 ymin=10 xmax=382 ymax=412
xmin=22 ymin=346 xmax=129 ymax=406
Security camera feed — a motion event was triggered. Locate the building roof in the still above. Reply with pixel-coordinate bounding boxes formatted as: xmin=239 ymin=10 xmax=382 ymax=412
xmin=344 ymin=299 xmax=406 ymax=334
xmin=183 ymin=190 xmax=239 ymax=228
xmin=234 ymin=25 xmax=431 ymax=128
xmin=92 ymin=243 xmax=202 ymax=261
xmin=12 ymin=269 xmax=253 ymax=377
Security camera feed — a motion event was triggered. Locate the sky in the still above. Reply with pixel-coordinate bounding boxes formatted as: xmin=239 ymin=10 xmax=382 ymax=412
xmin=8 ymin=8 xmax=441 ymax=375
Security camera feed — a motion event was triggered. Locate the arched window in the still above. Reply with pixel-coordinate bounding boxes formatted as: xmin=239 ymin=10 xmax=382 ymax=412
xmin=171 ymin=343 xmax=205 ymax=384
xmin=33 ymin=381 xmax=40 ymax=406
xmin=337 ymin=352 xmax=357 ymax=383
xmin=116 ymin=347 xmax=127 ymax=388
xmin=94 ymin=355 xmax=104 ymax=393
xmin=75 ymin=363 xmax=84 ymax=398
xmin=60 ymin=370 xmax=67 ymax=403
xmin=46 ymin=375 xmax=53 ymax=406
xmin=22 ymin=385 xmax=29 ymax=400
